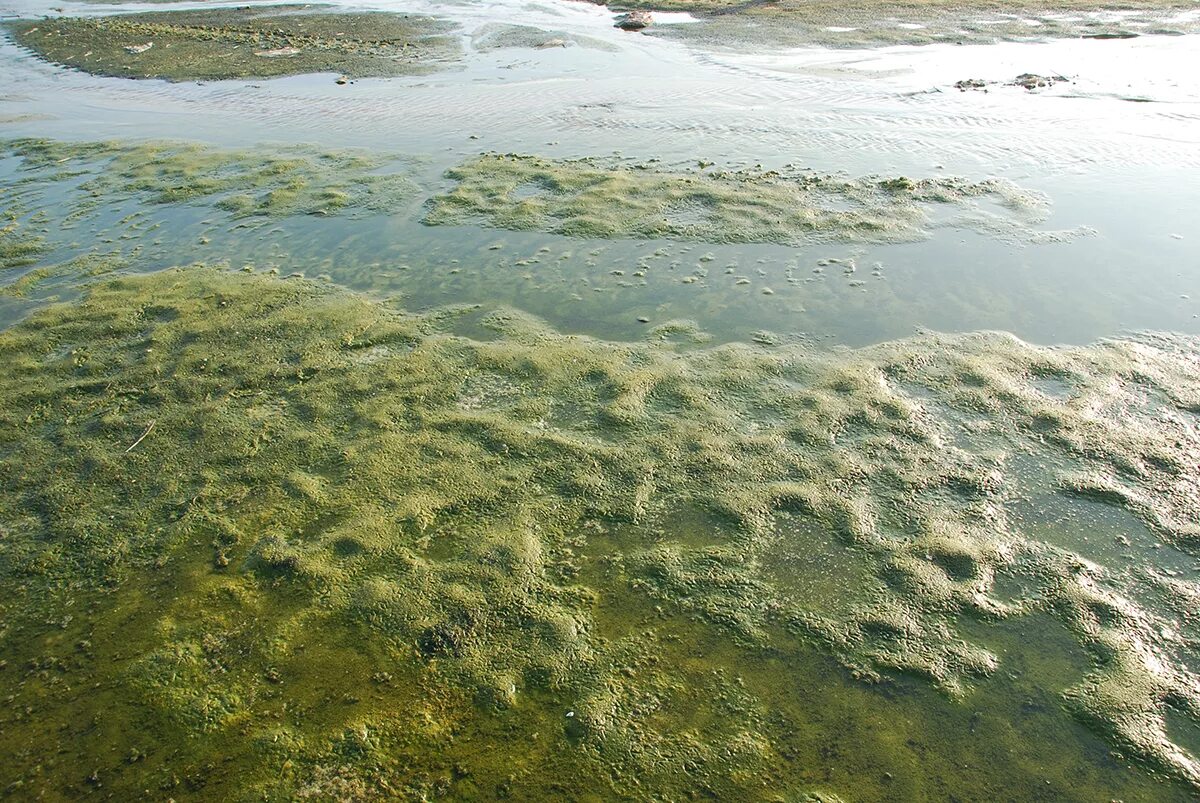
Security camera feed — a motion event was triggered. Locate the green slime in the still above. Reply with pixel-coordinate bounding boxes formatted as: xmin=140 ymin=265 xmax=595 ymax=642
xmin=1 ymin=265 xmax=1199 ymax=798
xmin=2 ymin=138 xmax=419 ymax=221
xmin=425 ymin=153 xmax=1053 ymax=246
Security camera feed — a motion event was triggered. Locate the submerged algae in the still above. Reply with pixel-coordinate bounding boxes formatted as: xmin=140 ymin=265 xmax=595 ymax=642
xmin=0 ymin=208 xmax=45 ymax=270
xmin=2 ymin=137 xmax=418 ymax=221
xmin=425 ymin=153 xmax=1052 ymax=246
xmin=0 ymin=250 xmax=123 ymax=299
xmin=1 ymin=267 xmax=1200 ymax=796
xmin=8 ymin=7 xmax=459 ymax=82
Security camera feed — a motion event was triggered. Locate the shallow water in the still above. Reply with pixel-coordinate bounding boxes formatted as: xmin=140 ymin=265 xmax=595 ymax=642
xmin=1 ymin=0 xmax=1200 ymax=799
xmin=2 ymin=1 xmax=1198 ymax=344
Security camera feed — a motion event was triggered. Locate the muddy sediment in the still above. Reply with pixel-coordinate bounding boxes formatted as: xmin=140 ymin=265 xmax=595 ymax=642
xmin=610 ymin=0 xmax=1200 ymax=48
xmin=0 ymin=263 xmax=1198 ymax=797
xmin=7 ymin=7 xmax=460 ymax=81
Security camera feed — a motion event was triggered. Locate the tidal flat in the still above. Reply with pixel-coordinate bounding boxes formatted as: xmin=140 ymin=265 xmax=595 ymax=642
xmin=616 ymin=0 xmax=1200 ymax=48
xmin=2 ymin=0 xmax=1200 ymax=798
xmin=7 ymin=7 xmax=459 ymax=81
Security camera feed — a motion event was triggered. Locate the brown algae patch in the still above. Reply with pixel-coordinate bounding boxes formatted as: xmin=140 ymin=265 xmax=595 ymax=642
xmin=8 ymin=7 xmax=459 ymax=81
xmin=1 ymin=268 xmax=1200 ymax=795
xmin=425 ymin=153 xmax=1051 ymax=245
xmin=2 ymin=137 xmax=418 ymax=220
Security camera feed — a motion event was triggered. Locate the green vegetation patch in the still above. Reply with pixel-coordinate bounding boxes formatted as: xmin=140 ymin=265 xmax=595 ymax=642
xmin=2 ymin=137 xmax=418 ymax=220
xmin=7 ymin=7 xmax=460 ymax=81
xmin=1 ymin=267 xmax=1199 ymax=796
xmin=425 ymin=153 xmax=1050 ymax=245
xmin=0 ymin=208 xmax=46 ymax=270
xmin=0 ymin=251 xmax=123 ymax=299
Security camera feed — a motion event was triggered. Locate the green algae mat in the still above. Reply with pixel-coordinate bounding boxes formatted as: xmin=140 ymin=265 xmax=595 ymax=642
xmin=2 ymin=138 xmax=418 ymax=220
xmin=1 ymin=135 xmax=1198 ymax=800
xmin=0 ymin=209 xmax=45 ymax=270
xmin=0 ymin=137 xmax=421 ymax=301
xmin=424 ymin=153 xmax=1057 ymax=246
xmin=7 ymin=7 xmax=459 ymax=81
xmin=2 ymin=263 xmax=1200 ymax=799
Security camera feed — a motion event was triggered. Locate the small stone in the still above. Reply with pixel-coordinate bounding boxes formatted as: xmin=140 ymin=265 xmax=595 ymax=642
xmin=1010 ymin=73 xmax=1067 ymax=91
xmin=615 ymin=10 xmax=652 ymax=31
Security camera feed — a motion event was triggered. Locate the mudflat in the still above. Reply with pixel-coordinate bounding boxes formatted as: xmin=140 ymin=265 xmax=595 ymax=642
xmin=8 ymin=7 xmax=460 ymax=81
